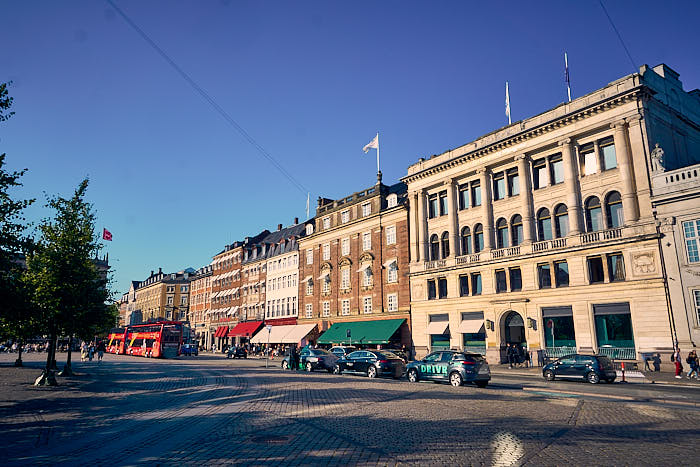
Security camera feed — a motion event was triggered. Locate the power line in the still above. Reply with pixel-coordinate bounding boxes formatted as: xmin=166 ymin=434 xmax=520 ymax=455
xmin=598 ymin=0 xmax=637 ymax=73
xmin=105 ymin=0 xmax=308 ymax=195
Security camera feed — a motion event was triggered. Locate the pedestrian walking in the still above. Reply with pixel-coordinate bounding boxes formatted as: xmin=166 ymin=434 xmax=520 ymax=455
xmin=290 ymin=344 xmax=299 ymax=371
xmin=80 ymin=341 xmax=88 ymax=362
xmin=97 ymin=341 xmax=106 ymax=362
xmin=506 ymin=344 xmax=516 ymax=369
xmin=673 ymin=347 xmax=683 ymax=379
xmin=88 ymin=342 xmax=95 ymax=361
xmin=686 ymin=350 xmax=699 ymax=379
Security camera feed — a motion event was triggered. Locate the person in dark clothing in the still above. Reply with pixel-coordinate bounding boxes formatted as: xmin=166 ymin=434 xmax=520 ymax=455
xmin=96 ymin=341 xmax=106 ymax=362
xmin=506 ymin=344 xmax=516 ymax=368
xmin=290 ymin=344 xmax=298 ymax=371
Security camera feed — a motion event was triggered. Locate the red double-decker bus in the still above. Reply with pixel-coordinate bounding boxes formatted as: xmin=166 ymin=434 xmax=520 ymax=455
xmin=107 ymin=322 xmax=183 ymax=358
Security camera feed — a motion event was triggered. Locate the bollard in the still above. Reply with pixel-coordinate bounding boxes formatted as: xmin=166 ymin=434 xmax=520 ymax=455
xmin=621 ymin=361 xmax=626 ymax=383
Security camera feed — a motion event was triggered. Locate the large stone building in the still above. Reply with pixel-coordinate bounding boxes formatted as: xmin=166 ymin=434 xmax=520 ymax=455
xmin=189 ymin=264 xmax=212 ymax=346
xmin=132 ymin=268 xmax=192 ymax=323
xmin=297 ymin=175 xmax=411 ymax=350
xmin=403 ymin=64 xmax=699 ymax=363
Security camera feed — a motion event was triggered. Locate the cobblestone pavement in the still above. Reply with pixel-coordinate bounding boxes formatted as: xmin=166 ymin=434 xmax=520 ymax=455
xmin=1 ymin=353 xmax=699 ymax=466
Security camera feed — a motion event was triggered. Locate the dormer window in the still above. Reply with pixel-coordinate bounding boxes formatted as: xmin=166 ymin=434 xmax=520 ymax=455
xmin=322 ymin=217 xmax=331 ymax=229
xmin=305 ymin=224 xmax=314 ymax=235
xmin=387 ymin=194 xmax=398 ymax=208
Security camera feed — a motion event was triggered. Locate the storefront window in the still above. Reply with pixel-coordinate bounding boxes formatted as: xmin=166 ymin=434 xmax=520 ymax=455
xmin=594 ymin=304 xmax=634 ymax=348
xmin=543 ymin=315 xmax=576 ymax=348
xmin=431 ymin=334 xmax=450 ymax=349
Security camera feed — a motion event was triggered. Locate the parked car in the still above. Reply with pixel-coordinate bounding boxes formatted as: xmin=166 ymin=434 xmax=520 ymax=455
xmin=384 ymin=348 xmax=409 ymax=362
xmin=227 ymin=347 xmax=247 ymax=359
xmin=282 ymin=347 xmax=338 ymax=372
xmin=406 ymin=350 xmax=490 ymax=387
xmin=542 ymin=354 xmax=616 ymax=384
xmin=329 ymin=346 xmax=357 ymax=358
xmin=333 ymin=350 xmax=405 ymax=379
xmin=180 ymin=343 xmax=198 ymax=356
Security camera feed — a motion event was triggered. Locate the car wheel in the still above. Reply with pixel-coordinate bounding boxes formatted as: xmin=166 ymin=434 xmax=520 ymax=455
xmin=367 ymin=366 xmax=377 ymax=378
xmin=475 ymin=381 xmax=488 ymax=388
xmin=587 ymin=372 xmax=600 ymax=384
xmin=407 ymin=369 xmax=419 ymax=383
xmin=449 ymin=372 xmax=463 ymax=387
xmin=306 ymin=362 xmax=313 ymax=372
xmin=282 ymin=361 xmax=289 ymax=370
xmin=333 ymin=365 xmax=341 ymax=375
xmin=544 ymin=370 xmax=555 ymax=381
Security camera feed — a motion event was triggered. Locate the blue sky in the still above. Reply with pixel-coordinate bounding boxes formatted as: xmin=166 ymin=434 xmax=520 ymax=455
xmin=2 ymin=0 xmax=699 ymax=296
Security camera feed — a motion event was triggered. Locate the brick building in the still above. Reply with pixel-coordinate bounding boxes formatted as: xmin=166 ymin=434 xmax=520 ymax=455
xmin=189 ymin=264 xmax=212 ymax=347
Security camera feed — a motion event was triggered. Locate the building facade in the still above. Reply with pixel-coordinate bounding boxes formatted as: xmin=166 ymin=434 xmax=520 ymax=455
xmin=132 ymin=268 xmax=192 ymax=323
xmin=403 ymin=64 xmax=699 ymax=363
xmin=209 ymin=242 xmax=245 ymax=350
xmin=264 ymin=222 xmax=305 ymax=326
xmin=189 ymin=265 xmax=212 ymax=347
xmin=297 ymin=176 xmax=411 ymax=350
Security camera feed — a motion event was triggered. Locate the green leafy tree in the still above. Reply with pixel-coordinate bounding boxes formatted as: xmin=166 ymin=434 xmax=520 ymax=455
xmin=27 ymin=179 xmax=112 ymax=384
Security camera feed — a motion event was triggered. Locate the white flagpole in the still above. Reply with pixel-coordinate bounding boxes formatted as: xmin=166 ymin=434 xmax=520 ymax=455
xmin=376 ymin=132 xmax=380 ymax=174
xmin=505 ymin=81 xmax=511 ymax=125
xmin=306 ymin=193 xmax=310 ymax=219
xmin=565 ymin=52 xmax=572 ymax=102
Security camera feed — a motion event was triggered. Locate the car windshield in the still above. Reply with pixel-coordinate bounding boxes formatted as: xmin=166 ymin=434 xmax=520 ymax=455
xmin=454 ymin=353 xmax=484 ymax=361
xmin=596 ymin=356 xmax=614 ymax=369
xmin=311 ymin=349 xmax=331 ymax=356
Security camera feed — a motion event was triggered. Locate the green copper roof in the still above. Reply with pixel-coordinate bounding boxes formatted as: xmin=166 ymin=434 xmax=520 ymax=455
xmin=317 ymin=318 xmax=405 ymax=345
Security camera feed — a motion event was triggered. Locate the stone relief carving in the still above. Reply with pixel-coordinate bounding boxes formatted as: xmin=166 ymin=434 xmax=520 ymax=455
xmin=632 ymin=252 xmax=656 ymax=274
xmin=651 ymin=143 xmax=665 ymax=173
xmin=685 ymin=269 xmax=700 ymax=278
xmin=412 ymin=282 xmax=424 ymax=301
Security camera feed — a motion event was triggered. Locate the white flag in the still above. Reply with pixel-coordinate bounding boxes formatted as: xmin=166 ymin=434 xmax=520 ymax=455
xmin=363 ymin=134 xmax=379 ymax=153
xmin=505 ymin=81 xmax=511 ymax=125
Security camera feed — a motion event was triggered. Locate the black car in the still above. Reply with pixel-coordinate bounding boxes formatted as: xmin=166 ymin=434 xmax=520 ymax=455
xmin=333 ymin=350 xmax=406 ymax=379
xmin=406 ymin=350 xmax=490 ymax=387
xmin=282 ymin=347 xmax=338 ymax=372
xmin=542 ymin=354 xmax=617 ymax=384
xmin=384 ymin=348 xmax=409 ymax=362
xmin=329 ymin=346 xmax=357 ymax=358
xmin=227 ymin=347 xmax=247 ymax=359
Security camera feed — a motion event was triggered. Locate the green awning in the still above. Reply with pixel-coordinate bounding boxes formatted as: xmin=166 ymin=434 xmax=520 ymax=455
xmin=317 ymin=318 xmax=405 ymax=345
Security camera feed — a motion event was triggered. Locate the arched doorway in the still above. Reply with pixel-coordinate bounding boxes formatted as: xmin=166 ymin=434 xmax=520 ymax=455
xmin=503 ymin=311 xmax=526 ymax=345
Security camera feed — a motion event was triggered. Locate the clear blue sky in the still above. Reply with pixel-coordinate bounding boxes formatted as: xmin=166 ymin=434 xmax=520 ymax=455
xmin=2 ymin=0 xmax=699 ymax=296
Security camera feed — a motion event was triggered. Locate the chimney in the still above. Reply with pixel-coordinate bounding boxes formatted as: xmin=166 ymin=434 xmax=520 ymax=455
xmin=158 ymin=267 xmax=162 ymax=274
xmin=277 ymin=223 xmax=283 ymax=231
xmin=294 ymin=217 xmax=299 ymax=224
xmin=150 ymin=270 xmax=154 ymax=276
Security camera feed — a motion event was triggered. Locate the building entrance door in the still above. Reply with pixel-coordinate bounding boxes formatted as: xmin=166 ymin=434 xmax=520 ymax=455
xmin=504 ymin=311 xmax=526 ymax=345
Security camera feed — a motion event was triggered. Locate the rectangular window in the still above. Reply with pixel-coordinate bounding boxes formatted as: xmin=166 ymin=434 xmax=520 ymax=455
xmin=322 ymin=301 xmax=330 ymax=317
xmin=594 ymin=303 xmax=634 ymax=348
xmin=428 ymin=194 xmax=438 ymax=219
xmin=362 ymin=202 xmax=372 ymax=217
xmin=341 ymin=210 xmax=350 ymax=223
xmin=438 ymin=277 xmax=448 ymax=299
xmin=533 ymin=159 xmax=548 ymax=189
xmin=306 ymin=280 xmax=313 ymax=296
xmin=427 ymin=279 xmax=436 ymax=300
xmin=306 ymin=249 xmax=313 ymax=265
xmin=388 ymin=293 xmax=398 ymax=312
xmin=387 ymin=263 xmax=398 ymax=283
xmin=694 ymin=290 xmax=700 ymax=325
xmin=507 ymin=168 xmax=519 ymax=196
xmin=386 ymin=225 xmax=396 ymax=245
xmin=339 ymin=299 xmax=349 ymax=316
xmin=323 ymin=217 xmax=331 ymax=229
xmin=362 ymin=268 xmax=373 ymax=287
xmin=509 ymin=267 xmax=522 ymax=291
xmin=471 ymin=182 xmax=481 ymax=206
xmin=683 ymin=220 xmax=700 ymax=263
xmin=459 ymin=274 xmax=469 ymax=297
xmin=180 ymin=296 xmax=187 ymax=305
xmin=607 ymin=253 xmax=625 ymax=282
xmin=167 ymin=296 xmax=173 ymax=305
xmin=363 ymin=296 xmax=373 ymax=314
xmin=322 ymin=243 xmax=330 ymax=260
xmin=554 ymin=260 xmax=569 ymax=287
xmin=493 ymin=173 xmax=506 ymax=200
xmin=322 ymin=277 xmax=330 ymax=294
xmin=581 ymin=144 xmax=597 ymax=175
xmin=439 ymin=191 xmax=448 ymax=216
xmin=550 ymin=155 xmax=564 ymax=185
xmin=588 ymin=256 xmax=605 ymax=283
xmin=305 ymin=304 xmax=313 ymax=318
xmin=471 ymin=273 xmax=482 ymax=295
xmin=495 ymin=269 xmax=507 ymax=293
xmin=601 ymin=139 xmax=617 ymax=170
xmin=362 ymin=232 xmax=371 ymax=251
xmin=180 ymin=285 xmax=188 ymax=293
xmin=537 ymin=263 xmax=552 ymax=289
xmin=342 ymin=238 xmax=350 ymax=256
xmin=341 ymin=268 xmax=350 ymax=289
xmin=458 ymin=184 xmax=469 ymax=210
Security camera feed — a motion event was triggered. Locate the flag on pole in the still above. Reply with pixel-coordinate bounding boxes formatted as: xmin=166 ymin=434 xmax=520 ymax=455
xmin=362 ymin=134 xmax=379 ymax=153
xmin=306 ymin=193 xmax=310 ymax=219
xmin=102 ymin=228 xmax=113 ymax=241
xmin=505 ymin=82 xmax=511 ymax=125
xmin=564 ymin=52 xmax=572 ymax=102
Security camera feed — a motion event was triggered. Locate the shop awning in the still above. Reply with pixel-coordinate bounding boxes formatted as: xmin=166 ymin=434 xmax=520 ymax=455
xmin=214 ymin=326 xmax=229 ymax=338
xmin=427 ymin=321 xmax=449 ymax=335
xmin=317 ymin=319 xmax=405 ymax=345
xmin=280 ymin=323 xmax=317 ymax=344
xmin=250 ymin=324 xmax=293 ymax=344
xmin=458 ymin=319 xmax=484 ymax=334
xmin=228 ymin=320 xmax=263 ymax=338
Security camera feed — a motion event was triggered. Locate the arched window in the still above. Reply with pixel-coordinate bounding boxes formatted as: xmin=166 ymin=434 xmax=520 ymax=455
xmin=474 ymin=224 xmax=484 ymax=253
xmin=440 ymin=231 xmax=450 ymax=258
xmin=429 ymin=234 xmax=440 ymax=261
xmin=461 ymin=226 xmax=472 ymax=255
xmin=605 ymin=191 xmax=623 ymax=228
xmin=511 ymin=214 xmax=523 ymax=246
xmin=496 ymin=218 xmax=509 ymax=249
xmin=585 ymin=196 xmax=603 ymax=232
xmin=537 ymin=208 xmax=552 ymax=241
xmin=554 ymin=204 xmax=569 ymax=238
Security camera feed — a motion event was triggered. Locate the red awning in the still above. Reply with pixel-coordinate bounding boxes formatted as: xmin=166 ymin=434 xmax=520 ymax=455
xmin=215 ymin=326 xmax=229 ymax=338
xmin=228 ymin=321 xmax=263 ymax=338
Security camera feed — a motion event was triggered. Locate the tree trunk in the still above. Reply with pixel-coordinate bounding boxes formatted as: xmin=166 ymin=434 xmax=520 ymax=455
xmin=35 ymin=328 xmax=58 ymax=386
xmin=59 ymin=334 xmax=74 ymax=377
xmin=14 ymin=338 xmax=23 ymax=367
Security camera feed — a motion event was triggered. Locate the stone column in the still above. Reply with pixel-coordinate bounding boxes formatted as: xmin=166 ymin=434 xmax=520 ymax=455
xmin=626 ymin=114 xmax=652 ymax=220
xmin=408 ymin=191 xmax=418 ymax=263
xmin=478 ymin=168 xmax=494 ymax=250
xmin=559 ymin=138 xmax=583 ymax=234
xmin=611 ymin=120 xmax=640 ymax=223
xmin=515 ymin=155 xmax=534 ymax=243
xmin=446 ymin=179 xmax=459 ymax=257
xmin=417 ymin=189 xmax=427 ymax=262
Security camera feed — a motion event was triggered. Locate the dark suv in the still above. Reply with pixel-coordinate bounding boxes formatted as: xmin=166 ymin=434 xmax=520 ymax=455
xmin=406 ymin=350 xmax=490 ymax=387
xmin=543 ymin=354 xmax=617 ymax=384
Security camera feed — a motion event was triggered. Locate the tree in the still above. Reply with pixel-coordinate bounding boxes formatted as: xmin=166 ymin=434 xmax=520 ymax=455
xmin=0 ymin=81 xmax=36 ymax=366
xmin=27 ymin=178 xmax=112 ymax=385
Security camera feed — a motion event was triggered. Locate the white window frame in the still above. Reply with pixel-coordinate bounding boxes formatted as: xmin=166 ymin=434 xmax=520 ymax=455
xmin=683 ymin=219 xmax=700 ymax=263
xmin=362 ymin=232 xmax=371 ymax=251
xmin=306 ymin=249 xmax=313 ymax=265
xmin=362 ymin=202 xmax=372 ymax=217
xmin=387 ymin=194 xmax=398 ymax=208
xmin=362 ymin=267 xmax=373 ymax=287
xmin=341 ymin=268 xmax=350 ymax=289
xmin=322 ymin=301 xmax=330 ymax=317
xmin=306 ymin=280 xmax=313 ymax=296
xmin=305 ymin=303 xmax=313 ymax=318
xmin=387 ymin=262 xmax=398 ymax=283
xmin=386 ymin=225 xmax=396 ymax=245
xmin=342 ymin=238 xmax=350 ymax=256
xmin=322 ymin=243 xmax=330 ymax=261
xmin=341 ymin=299 xmax=350 ymax=316
xmin=341 ymin=210 xmax=350 ymax=223
xmin=323 ymin=217 xmax=331 ymax=229
xmin=363 ymin=296 xmax=373 ymax=314
xmin=322 ymin=276 xmax=331 ymax=294
xmin=387 ymin=293 xmax=398 ymax=312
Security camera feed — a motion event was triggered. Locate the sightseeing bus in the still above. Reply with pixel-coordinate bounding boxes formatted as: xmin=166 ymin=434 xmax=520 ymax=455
xmin=106 ymin=321 xmax=183 ymax=358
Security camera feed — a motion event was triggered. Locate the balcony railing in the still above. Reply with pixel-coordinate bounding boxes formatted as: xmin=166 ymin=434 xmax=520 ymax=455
xmin=490 ymin=246 xmax=521 ymax=260
xmin=424 ymin=259 xmax=447 ymax=270
xmin=579 ymin=227 xmax=622 ymax=245
xmin=532 ymin=237 xmax=567 ymax=252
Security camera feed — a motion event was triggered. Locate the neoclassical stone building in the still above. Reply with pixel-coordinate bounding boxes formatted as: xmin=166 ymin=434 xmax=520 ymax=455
xmin=403 ymin=64 xmax=700 ymax=363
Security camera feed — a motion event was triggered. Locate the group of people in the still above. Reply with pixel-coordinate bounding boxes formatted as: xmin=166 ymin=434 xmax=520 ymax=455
xmin=80 ymin=341 xmax=106 ymax=362
xmin=674 ymin=348 xmax=699 ymax=379
xmin=505 ymin=343 xmax=530 ymax=368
